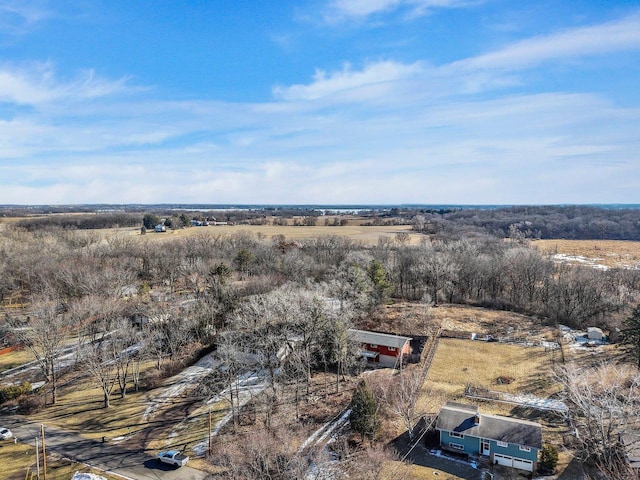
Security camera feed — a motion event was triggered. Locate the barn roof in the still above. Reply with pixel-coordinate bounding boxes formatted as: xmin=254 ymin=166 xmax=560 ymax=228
xmin=436 ymin=401 xmax=542 ymax=449
xmin=347 ymin=329 xmax=412 ymax=349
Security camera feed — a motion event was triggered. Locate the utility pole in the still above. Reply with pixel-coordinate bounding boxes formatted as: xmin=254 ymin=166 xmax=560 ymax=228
xmin=35 ymin=437 xmax=40 ymax=479
xmin=40 ymin=425 xmax=47 ymax=480
xmin=208 ymin=407 xmax=212 ymax=455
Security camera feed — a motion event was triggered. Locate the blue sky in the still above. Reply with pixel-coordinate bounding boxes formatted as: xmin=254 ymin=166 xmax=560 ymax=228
xmin=0 ymin=0 xmax=639 ymax=205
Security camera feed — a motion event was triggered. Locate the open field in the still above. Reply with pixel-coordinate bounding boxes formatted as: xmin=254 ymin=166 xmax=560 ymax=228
xmin=423 ymin=338 xmax=561 ymax=402
xmin=132 ymin=222 xmax=423 ymax=245
xmin=0 ymin=214 xmax=424 ymax=245
xmin=534 ymin=238 xmax=640 ymax=269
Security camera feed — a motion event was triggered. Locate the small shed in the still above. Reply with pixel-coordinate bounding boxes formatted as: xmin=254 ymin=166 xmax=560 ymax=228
xmin=587 ymin=327 xmax=604 ymax=341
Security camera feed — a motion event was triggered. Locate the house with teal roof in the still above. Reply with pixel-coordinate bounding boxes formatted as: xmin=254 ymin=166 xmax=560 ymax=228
xmin=436 ymin=401 xmax=542 ymax=473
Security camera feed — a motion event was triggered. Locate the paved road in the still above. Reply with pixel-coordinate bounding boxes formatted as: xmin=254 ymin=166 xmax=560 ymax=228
xmin=2 ymin=416 xmax=210 ymax=480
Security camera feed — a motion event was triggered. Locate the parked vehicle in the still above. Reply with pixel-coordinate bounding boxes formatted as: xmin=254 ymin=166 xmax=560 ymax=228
xmin=0 ymin=428 xmax=12 ymax=440
xmin=157 ymin=450 xmax=189 ymax=467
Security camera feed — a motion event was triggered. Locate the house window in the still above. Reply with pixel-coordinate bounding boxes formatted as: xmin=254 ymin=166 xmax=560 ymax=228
xmin=449 ymin=443 xmax=464 ymax=451
xmin=449 ymin=432 xmax=464 ymax=439
xmin=519 ymin=446 xmax=531 ymax=452
xmin=388 ymin=347 xmax=396 ymax=351
xmin=496 ymin=441 xmax=508 ymax=448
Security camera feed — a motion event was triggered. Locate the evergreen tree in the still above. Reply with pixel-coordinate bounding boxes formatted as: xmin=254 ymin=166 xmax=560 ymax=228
xmin=142 ymin=213 xmax=160 ymax=230
xmin=368 ymin=259 xmax=392 ymax=306
xmin=350 ymin=380 xmax=380 ymax=440
xmin=621 ymin=303 xmax=640 ymax=369
xmin=538 ymin=444 xmax=559 ymax=475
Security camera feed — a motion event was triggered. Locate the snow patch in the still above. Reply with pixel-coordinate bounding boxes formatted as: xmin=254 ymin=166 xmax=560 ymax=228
xmin=71 ymin=473 xmax=107 ymax=480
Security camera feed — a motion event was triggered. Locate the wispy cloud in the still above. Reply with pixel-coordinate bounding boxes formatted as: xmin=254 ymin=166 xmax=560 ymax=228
xmin=0 ymin=62 xmax=131 ymax=105
xmin=0 ymin=0 xmax=50 ymax=34
xmin=452 ymin=13 xmax=640 ymax=72
xmin=273 ymin=61 xmax=424 ymax=102
xmin=1 ymin=13 xmax=639 ymax=204
xmin=324 ymin=0 xmax=471 ymax=22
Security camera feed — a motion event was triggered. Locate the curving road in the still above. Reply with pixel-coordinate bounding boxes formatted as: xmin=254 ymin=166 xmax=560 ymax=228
xmin=2 ymin=416 xmax=210 ymax=480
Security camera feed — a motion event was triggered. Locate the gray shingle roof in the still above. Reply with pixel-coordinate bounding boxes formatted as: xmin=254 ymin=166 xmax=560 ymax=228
xmin=436 ymin=401 xmax=543 ymax=449
xmin=347 ymin=329 xmax=412 ymax=349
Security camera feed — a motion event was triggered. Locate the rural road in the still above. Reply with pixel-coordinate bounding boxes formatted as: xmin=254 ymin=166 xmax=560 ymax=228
xmin=2 ymin=416 xmax=210 ymax=480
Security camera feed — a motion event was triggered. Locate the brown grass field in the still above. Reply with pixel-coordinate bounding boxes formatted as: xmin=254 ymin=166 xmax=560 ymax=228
xmin=423 ymin=338 xmax=561 ymax=402
xmin=534 ymin=238 xmax=640 ymax=269
xmin=0 ymin=214 xmax=424 ymax=245
xmin=133 ymin=222 xmax=423 ymax=245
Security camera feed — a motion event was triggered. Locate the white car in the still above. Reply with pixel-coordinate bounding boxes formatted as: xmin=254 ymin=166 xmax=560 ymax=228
xmin=0 ymin=428 xmax=12 ymax=440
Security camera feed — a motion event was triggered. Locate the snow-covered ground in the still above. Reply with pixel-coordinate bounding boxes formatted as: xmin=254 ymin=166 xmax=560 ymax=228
xmin=142 ymin=353 xmax=220 ymax=420
xmin=552 ymin=253 xmax=609 ymax=270
xmin=191 ymin=367 xmax=274 ymax=455
xmin=300 ymin=409 xmax=352 ymax=480
xmin=71 ymin=473 xmax=107 ymax=480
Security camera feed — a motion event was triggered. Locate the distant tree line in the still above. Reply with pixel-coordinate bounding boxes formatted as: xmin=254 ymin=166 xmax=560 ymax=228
xmin=411 ymin=205 xmax=640 ymax=240
xmin=15 ymin=213 xmax=140 ymax=231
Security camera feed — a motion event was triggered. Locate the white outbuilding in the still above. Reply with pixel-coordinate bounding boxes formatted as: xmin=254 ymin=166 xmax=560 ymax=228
xmin=587 ymin=327 xmax=604 ymax=341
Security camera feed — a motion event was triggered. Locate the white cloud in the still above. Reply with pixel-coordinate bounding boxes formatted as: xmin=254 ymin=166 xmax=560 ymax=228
xmin=452 ymin=14 xmax=640 ymax=72
xmin=325 ymin=0 xmax=470 ymax=21
xmin=273 ymin=61 xmax=424 ymax=102
xmin=1 ymin=14 xmax=640 ymax=204
xmin=0 ymin=0 xmax=50 ymax=34
xmin=0 ymin=62 xmax=130 ymax=105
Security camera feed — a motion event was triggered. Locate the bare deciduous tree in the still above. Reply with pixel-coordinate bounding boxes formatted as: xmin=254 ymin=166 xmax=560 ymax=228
xmin=11 ymin=295 xmax=73 ymax=405
xmin=561 ymin=363 xmax=640 ymax=479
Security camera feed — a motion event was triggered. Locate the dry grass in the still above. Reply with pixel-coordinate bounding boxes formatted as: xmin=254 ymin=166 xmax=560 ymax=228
xmin=0 ymin=439 xmax=122 ymax=480
xmin=0 ymin=348 xmax=35 ymax=373
xmin=31 ymin=361 xmax=159 ymax=442
xmin=423 ymin=338 xmax=561 ymax=402
xmin=94 ymin=222 xmax=423 ymax=246
xmin=534 ymin=239 xmax=640 ymax=269
xmin=383 ymin=461 xmax=465 ymax=480
xmin=374 ymin=302 xmax=553 ymax=340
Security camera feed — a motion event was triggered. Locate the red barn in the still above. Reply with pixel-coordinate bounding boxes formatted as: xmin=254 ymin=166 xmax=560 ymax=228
xmin=348 ymin=329 xmax=412 ymax=368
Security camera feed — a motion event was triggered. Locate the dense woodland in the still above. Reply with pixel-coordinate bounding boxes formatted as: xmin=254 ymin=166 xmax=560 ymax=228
xmin=2 ymin=207 xmax=640 ymax=479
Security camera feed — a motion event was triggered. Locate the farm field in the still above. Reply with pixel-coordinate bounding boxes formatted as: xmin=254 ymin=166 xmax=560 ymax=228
xmin=0 ymin=217 xmax=424 ymax=245
xmin=534 ymin=238 xmax=640 ymax=269
xmin=135 ymin=222 xmax=422 ymax=245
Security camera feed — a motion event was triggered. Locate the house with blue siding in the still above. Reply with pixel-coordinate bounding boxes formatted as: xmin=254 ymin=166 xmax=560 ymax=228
xmin=436 ymin=401 xmax=542 ymax=473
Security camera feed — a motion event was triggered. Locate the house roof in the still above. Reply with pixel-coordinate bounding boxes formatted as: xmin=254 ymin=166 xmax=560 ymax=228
xmin=347 ymin=329 xmax=412 ymax=349
xmin=436 ymin=401 xmax=543 ymax=449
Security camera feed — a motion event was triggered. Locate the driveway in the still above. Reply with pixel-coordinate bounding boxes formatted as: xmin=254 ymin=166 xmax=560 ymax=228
xmin=2 ymin=416 xmax=210 ymax=480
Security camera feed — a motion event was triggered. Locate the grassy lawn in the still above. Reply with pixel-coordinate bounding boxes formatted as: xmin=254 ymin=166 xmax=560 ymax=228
xmin=0 ymin=439 xmax=122 ymax=480
xmin=32 ymin=387 xmax=151 ymax=441
xmin=383 ymin=460 xmax=465 ymax=480
xmin=423 ymin=338 xmax=561 ymax=404
xmin=0 ymin=348 xmax=35 ymax=373
xmin=31 ymin=361 xmax=161 ymax=443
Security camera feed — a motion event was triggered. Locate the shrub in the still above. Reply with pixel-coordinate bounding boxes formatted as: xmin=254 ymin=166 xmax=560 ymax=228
xmin=0 ymin=381 xmax=32 ymax=404
xmin=538 ymin=444 xmax=559 ymax=475
xmin=349 ymin=380 xmax=380 ymax=440
xmin=18 ymin=394 xmax=45 ymax=414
